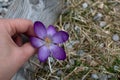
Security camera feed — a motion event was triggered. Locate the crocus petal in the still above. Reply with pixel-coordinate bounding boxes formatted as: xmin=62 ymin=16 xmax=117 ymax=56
xmin=47 ymin=25 xmax=57 ymax=36
xmin=38 ymin=46 xmax=50 ymax=62
xmin=30 ymin=37 xmax=45 ymax=48
xmin=50 ymin=44 xmax=66 ymax=60
xmin=52 ymin=31 xmax=69 ymax=43
xmin=34 ymin=21 xmax=47 ymax=39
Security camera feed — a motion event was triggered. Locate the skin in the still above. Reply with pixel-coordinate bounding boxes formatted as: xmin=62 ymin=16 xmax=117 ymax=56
xmin=0 ymin=19 xmax=36 ymax=80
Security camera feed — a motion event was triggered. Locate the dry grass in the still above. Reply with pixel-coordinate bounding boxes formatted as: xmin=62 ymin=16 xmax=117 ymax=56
xmin=29 ymin=0 xmax=120 ymax=80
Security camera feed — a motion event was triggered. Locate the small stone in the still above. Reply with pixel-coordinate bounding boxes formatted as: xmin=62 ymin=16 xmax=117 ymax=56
xmin=82 ymin=2 xmax=88 ymax=9
xmin=91 ymin=74 xmax=99 ymax=79
xmin=99 ymin=21 xmax=107 ymax=27
xmin=64 ymin=23 xmax=70 ymax=30
xmin=57 ymin=70 xmax=63 ymax=76
xmin=114 ymin=65 xmax=119 ymax=71
xmin=112 ymin=34 xmax=119 ymax=41
xmin=49 ymin=57 xmax=54 ymax=63
xmin=66 ymin=64 xmax=70 ymax=68
xmin=99 ymin=43 xmax=105 ymax=48
xmin=94 ymin=12 xmax=103 ymax=21
xmin=66 ymin=40 xmax=79 ymax=49
xmin=76 ymin=50 xmax=85 ymax=56
xmin=97 ymin=13 xmax=103 ymax=17
xmin=69 ymin=59 xmax=75 ymax=65
xmin=75 ymin=25 xmax=80 ymax=33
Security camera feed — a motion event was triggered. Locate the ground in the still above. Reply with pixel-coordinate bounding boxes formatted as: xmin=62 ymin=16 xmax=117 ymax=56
xmin=1 ymin=0 xmax=120 ymax=80
xmin=44 ymin=0 xmax=120 ymax=80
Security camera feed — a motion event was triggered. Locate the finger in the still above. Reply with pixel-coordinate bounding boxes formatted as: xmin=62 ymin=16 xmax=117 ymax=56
xmin=16 ymin=43 xmax=36 ymax=62
xmin=3 ymin=18 xmax=35 ymax=36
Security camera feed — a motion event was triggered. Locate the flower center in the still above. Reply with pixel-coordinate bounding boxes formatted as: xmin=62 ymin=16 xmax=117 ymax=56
xmin=45 ymin=37 xmax=51 ymax=44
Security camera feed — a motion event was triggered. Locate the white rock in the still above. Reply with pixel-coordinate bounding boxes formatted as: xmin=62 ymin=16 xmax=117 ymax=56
xmin=99 ymin=43 xmax=105 ymax=48
xmin=97 ymin=13 xmax=103 ymax=17
xmin=99 ymin=21 xmax=106 ymax=27
xmin=82 ymin=2 xmax=88 ymax=9
xmin=77 ymin=50 xmax=85 ymax=56
xmin=66 ymin=64 xmax=70 ymax=68
xmin=69 ymin=59 xmax=75 ymax=65
xmin=64 ymin=23 xmax=70 ymax=30
xmin=94 ymin=12 xmax=103 ymax=20
xmin=91 ymin=74 xmax=99 ymax=79
xmin=112 ymin=34 xmax=120 ymax=41
xmin=114 ymin=65 xmax=119 ymax=71
xmin=57 ymin=70 xmax=63 ymax=76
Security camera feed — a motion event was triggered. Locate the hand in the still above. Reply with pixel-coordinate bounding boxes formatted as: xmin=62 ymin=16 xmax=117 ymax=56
xmin=0 ymin=19 xmax=35 ymax=80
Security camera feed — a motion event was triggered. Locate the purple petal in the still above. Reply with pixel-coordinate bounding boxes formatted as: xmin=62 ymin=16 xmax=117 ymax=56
xmin=47 ymin=25 xmax=56 ymax=36
xmin=52 ymin=31 xmax=69 ymax=43
xmin=34 ymin=21 xmax=47 ymax=39
xmin=30 ymin=37 xmax=45 ymax=48
xmin=50 ymin=44 xmax=66 ymax=60
xmin=38 ymin=46 xmax=50 ymax=62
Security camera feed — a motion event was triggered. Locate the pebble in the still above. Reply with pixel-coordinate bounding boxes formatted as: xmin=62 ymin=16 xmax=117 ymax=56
xmin=57 ymin=70 xmax=63 ymax=76
xmin=64 ymin=23 xmax=70 ymax=30
xmin=66 ymin=40 xmax=79 ymax=49
xmin=99 ymin=43 xmax=105 ymax=48
xmin=74 ymin=25 xmax=80 ymax=33
xmin=76 ymin=50 xmax=85 ymax=56
xmin=112 ymin=34 xmax=120 ymax=41
xmin=69 ymin=59 xmax=75 ymax=65
xmin=0 ymin=0 xmax=13 ymax=17
xmin=49 ymin=57 xmax=55 ymax=63
xmin=94 ymin=12 xmax=103 ymax=21
xmin=99 ymin=21 xmax=107 ymax=27
xmin=91 ymin=74 xmax=99 ymax=79
xmin=66 ymin=64 xmax=70 ymax=68
xmin=114 ymin=65 xmax=119 ymax=71
xmin=82 ymin=2 xmax=88 ymax=9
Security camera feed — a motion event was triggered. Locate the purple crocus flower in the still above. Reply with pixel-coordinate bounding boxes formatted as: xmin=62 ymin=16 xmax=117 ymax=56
xmin=30 ymin=21 xmax=69 ymax=62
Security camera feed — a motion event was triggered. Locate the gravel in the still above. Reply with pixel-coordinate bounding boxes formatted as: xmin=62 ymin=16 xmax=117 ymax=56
xmin=112 ymin=34 xmax=120 ymax=41
xmin=94 ymin=12 xmax=103 ymax=21
xmin=82 ymin=2 xmax=88 ymax=9
xmin=99 ymin=21 xmax=107 ymax=27
xmin=91 ymin=74 xmax=99 ymax=79
xmin=0 ymin=0 xmax=13 ymax=17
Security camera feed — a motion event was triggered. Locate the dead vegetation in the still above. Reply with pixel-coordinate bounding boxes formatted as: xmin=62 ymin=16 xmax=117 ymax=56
xmin=29 ymin=0 xmax=120 ymax=79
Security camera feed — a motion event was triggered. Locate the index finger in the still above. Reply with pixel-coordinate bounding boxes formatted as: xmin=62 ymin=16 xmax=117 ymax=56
xmin=3 ymin=18 xmax=35 ymax=36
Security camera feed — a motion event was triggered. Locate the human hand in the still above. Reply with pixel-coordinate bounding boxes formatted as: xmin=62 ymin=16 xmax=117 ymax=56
xmin=0 ymin=19 xmax=35 ymax=80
